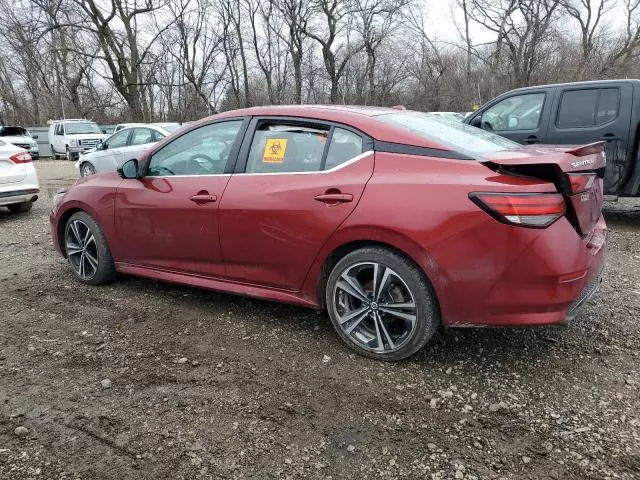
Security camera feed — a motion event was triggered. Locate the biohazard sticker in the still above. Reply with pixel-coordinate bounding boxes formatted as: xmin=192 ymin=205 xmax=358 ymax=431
xmin=263 ymin=139 xmax=288 ymax=163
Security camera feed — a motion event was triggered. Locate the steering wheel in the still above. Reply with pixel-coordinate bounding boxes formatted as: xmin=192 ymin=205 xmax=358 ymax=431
xmin=187 ymin=153 xmax=218 ymax=174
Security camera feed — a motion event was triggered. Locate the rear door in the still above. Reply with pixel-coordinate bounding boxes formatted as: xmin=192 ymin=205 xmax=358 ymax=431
xmin=545 ymin=83 xmax=633 ymax=195
xmin=218 ymin=118 xmax=373 ymax=290
xmin=469 ymin=89 xmax=554 ymax=145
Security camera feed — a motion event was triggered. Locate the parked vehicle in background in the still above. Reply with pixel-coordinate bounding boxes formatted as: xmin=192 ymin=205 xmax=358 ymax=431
xmin=465 ymin=79 xmax=640 ymax=197
xmin=75 ymin=124 xmax=174 ymax=176
xmin=114 ymin=122 xmax=183 ymax=134
xmin=428 ymin=112 xmax=465 ymax=122
xmin=51 ymin=105 xmax=606 ymax=360
xmin=0 ymin=140 xmax=38 ymax=213
xmin=48 ymin=119 xmax=107 ymax=161
xmin=0 ymin=126 xmax=40 ymax=159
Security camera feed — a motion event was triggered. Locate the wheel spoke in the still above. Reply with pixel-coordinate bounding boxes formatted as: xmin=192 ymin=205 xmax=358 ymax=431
xmin=380 ymin=301 xmax=416 ymax=310
xmin=83 ymin=226 xmax=92 ymax=245
xmin=337 ymin=277 xmax=368 ymax=303
xmin=69 ymin=221 xmax=82 ymax=245
xmin=372 ymin=311 xmax=384 ymax=351
xmin=375 ymin=267 xmax=393 ymax=301
xmin=338 ymin=305 xmax=369 ymax=325
xmin=78 ymin=252 xmax=85 ymax=277
xmin=375 ymin=311 xmax=396 ymax=350
xmin=85 ymin=234 xmax=95 ymax=247
xmin=85 ymin=251 xmax=98 ymax=270
xmin=65 ymin=243 xmax=82 ymax=256
xmin=345 ymin=310 xmax=370 ymax=334
xmin=379 ymin=307 xmax=417 ymax=325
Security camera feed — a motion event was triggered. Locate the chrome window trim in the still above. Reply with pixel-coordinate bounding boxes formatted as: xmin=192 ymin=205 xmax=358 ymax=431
xmin=236 ymin=150 xmax=373 ymax=176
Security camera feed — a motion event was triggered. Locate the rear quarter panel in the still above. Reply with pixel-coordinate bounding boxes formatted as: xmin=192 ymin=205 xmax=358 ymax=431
xmin=301 ymin=152 xmax=561 ymax=324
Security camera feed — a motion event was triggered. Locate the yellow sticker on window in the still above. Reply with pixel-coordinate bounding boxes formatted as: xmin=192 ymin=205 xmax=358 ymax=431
xmin=263 ymin=138 xmax=288 ymax=163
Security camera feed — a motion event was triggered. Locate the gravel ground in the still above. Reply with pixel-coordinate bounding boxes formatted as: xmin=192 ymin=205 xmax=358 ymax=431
xmin=0 ymin=160 xmax=639 ymax=480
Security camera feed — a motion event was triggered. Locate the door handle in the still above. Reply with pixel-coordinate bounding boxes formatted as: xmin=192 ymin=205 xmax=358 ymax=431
xmin=525 ymin=135 xmax=542 ymax=144
xmin=600 ymin=134 xmax=620 ymax=141
xmin=314 ymin=193 xmax=353 ymax=203
xmin=189 ymin=194 xmax=217 ymax=203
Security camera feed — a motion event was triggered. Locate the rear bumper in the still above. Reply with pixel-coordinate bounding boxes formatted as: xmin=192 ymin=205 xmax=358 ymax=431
xmin=0 ymin=187 xmax=39 ymax=206
xmin=439 ymin=215 xmax=607 ymax=327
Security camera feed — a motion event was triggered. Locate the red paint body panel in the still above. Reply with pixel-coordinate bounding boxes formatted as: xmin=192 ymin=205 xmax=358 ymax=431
xmin=50 ymin=105 xmax=607 ymax=329
xmin=218 ymin=153 xmax=374 ymax=290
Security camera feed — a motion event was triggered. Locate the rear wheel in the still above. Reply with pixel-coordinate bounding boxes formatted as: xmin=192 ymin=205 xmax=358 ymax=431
xmin=50 ymin=145 xmax=57 ymax=160
xmin=7 ymin=201 xmax=33 ymax=213
xmin=64 ymin=211 xmax=117 ymax=285
xmin=80 ymin=162 xmax=96 ymax=176
xmin=65 ymin=147 xmax=72 ymax=161
xmin=326 ymin=247 xmax=440 ymax=361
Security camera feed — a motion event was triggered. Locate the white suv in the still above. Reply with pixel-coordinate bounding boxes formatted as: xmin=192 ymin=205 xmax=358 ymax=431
xmin=48 ymin=119 xmax=107 ymax=161
xmin=0 ymin=126 xmax=40 ymax=159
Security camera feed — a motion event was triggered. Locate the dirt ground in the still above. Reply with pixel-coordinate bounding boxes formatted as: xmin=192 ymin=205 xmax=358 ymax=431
xmin=0 ymin=160 xmax=639 ymax=480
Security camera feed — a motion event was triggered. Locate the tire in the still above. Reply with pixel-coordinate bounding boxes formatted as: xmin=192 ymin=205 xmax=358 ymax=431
xmin=80 ymin=162 xmax=96 ymax=177
xmin=50 ymin=145 xmax=57 ymax=160
xmin=65 ymin=147 xmax=72 ymax=161
xmin=325 ymin=247 xmax=440 ymax=361
xmin=64 ymin=211 xmax=117 ymax=285
xmin=7 ymin=201 xmax=33 ymax=213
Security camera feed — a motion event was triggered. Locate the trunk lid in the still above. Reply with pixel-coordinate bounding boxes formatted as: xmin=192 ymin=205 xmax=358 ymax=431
xmin=481 ymin=142 xmax=606 ymax=235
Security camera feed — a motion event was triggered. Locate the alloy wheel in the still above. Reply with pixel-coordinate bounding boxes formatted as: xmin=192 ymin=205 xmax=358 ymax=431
xmin=65 ymin=219 xmax=99 ymax=280
xmin=332 ymin=262 xmax=417 ymax=353
xmin=81 ymin=163 xmax=96 ymax=176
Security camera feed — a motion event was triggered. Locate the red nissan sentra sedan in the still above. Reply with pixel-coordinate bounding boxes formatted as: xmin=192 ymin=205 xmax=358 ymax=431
xmin=50 ymin=106 xmax=606 ymax=360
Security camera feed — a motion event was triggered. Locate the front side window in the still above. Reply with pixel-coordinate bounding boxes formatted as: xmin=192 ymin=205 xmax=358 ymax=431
xmin=480 ymin=93 xmax=546 ymax=131
xmin=376 ymin=112 xmax=518 ymax=158
xmin=65 ymin=122 xmax=102 ymax=135
xmin=148 ymin=120 xmax=242 ymax=176
xmin=105 ymin=130 xmax=130 ymax=149
xmin=245 ymin=123 xmax=329 ymax=173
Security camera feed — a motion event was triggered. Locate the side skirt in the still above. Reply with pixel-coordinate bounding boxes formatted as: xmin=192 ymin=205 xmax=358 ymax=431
xmin=115 ymin=263 xmax=320 ymax=309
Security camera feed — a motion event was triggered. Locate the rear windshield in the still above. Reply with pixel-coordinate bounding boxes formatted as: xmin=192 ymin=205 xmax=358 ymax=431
xmin=0 ymin=126 xmax=28 ymax=137
xmin=375 ymin=112 xmax=518 ymax=158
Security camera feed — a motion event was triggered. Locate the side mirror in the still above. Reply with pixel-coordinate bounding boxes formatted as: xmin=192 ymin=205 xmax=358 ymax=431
xmin=102 ymin=129 xmax=107 ymax=134
xmin=99 ymin=142 xmax=108 ymax=150
xmin=32 ymin=135 xmax=39 ymax=139
xmin=470 ymin=115 xmax=482 ymax=128
xmin=118 ymin=158 xmax=139 ymax=179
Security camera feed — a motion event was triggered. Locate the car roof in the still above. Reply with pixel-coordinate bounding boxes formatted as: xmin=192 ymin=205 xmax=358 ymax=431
xmin=502 ymin=78 xmax=640 ymax=95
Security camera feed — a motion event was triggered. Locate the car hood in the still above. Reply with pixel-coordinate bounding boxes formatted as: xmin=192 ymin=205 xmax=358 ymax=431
xmin=1 ymin=135 xmax=36 ymax=144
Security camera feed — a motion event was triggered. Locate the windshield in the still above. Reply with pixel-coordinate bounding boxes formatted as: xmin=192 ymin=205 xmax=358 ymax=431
xmin=65 ymin=122 xmax=102 ymax=135
xmin=0 ymin=126 xmax=28 ymax=137
xmin=375 ymin=112 xmax=519 ymax=158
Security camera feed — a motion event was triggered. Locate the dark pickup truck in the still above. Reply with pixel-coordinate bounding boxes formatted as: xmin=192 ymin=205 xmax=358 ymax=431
xmin=465 ymin=79 xmax=640 ymax=197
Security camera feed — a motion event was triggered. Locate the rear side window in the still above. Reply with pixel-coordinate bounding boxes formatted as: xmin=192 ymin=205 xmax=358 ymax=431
xmin=325 ymin=128 xmax=363 ymax=170
xmin=556 ymin=88 xmax=620 ymax=128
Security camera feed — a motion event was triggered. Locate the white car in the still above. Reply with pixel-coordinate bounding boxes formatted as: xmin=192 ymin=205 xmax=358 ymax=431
xmin=75 ymin=124 xmax=174 ymax=176
xmin=0 ymin=126 xmax=40 ymax=159
xmin=48 ymin=119 xmax=107 ymax=161
xmin=0 ymin=140 xmax=39 ymax=213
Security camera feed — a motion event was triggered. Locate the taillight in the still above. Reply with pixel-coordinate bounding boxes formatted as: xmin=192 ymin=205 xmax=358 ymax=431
xmin=568 ymin=173 xmax=596 ymax=194
xmin=9 ymin=152 xmax=32 ymax=164
xmin=470 ymin=192 xmax=565 ymax=228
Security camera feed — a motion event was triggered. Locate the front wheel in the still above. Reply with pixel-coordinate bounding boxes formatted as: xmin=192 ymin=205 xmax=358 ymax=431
xmin=64 ymin=211 xmax=117 ymax=285
xmin=80 ymin=162 xmax=96 ymax=176
xmin=326 ymin=247 xmax=440 ymax=361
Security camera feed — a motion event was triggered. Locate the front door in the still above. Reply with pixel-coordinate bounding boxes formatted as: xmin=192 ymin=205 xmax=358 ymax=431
xmin=95 ymin=129 xmax=131 ymax=172
xmin=472 ymin=90 xmax=552 ymax=145
xmin=218 ymin=118 xmax=373 ymax=290
xmin=544 ymin=83 xmax=633 ymax=195
xmin=114 ymin=119 xmax=246 ymax=276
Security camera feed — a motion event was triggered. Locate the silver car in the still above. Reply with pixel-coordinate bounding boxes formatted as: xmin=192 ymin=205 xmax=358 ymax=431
xmin=75 ymin=124 xmax=179 ymax=177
